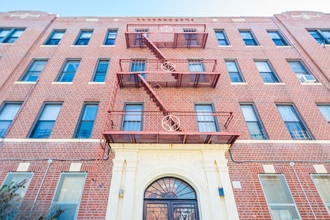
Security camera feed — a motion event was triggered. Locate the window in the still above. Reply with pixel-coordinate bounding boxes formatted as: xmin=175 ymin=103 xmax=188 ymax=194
xmin=20 ymin=59 xmax=47 ymax=82
xmin=255 ymin=61 xmax=280 ymax=83
xmin=44 ymin=30 xmax=65 ymax=45
xmin=1 ymin=172 xmax=33 ymax=219
xmin=195 ymin=104 xmax=218 ymax=132
xmin=240 ymin=104 xmax=267 ymax=139
xmin=276 ymin=105 xmax=312 ymax=140
xmin=122 ymin=103 xmax=143 ymax=131
xmin=215 ymin=30 xmax=229 ymax=46
xmin=287 ymin=61 xmax=317 ymax=83
xmin=225 ymin=60 xmax=244 ymax=82
xmin=0 ymin=102 xmax=22 ymax=138
xmin=75 ymin=103 xmax=98 ymax=138
xmin=189 ymin=60 xmax=206 ymax=83
xmin=30 ymin=103 xmax=62 ymax=138
xmin=56 ymin=60 xmax=80 ymax=82
xmin=317 ymin=105 xmax=330 ymax=124
xmin=49 ymin=173 xmax=86 ymax=220
xmin=239 ymin=30 xmax=259 ymax=46
xmin=308 ymin=29 xmax=330 ymax=45
xmin=74 ymin=30 xmax=93 ymax=45
xmin=0 ymin=28 xmax=24 ymax=43
xmin=92 ymin=60 xmax=109 ymax=82
xmin=134 ymin=28 xmax=149 ymax=46
xmin=130 ymin=60 xmax=146 ymax=81
xmin=267 ymin=31 xmax=288 ymax=46
xmin=259 ymin=174 xmax=301 ymax=220
xmin=144 ymin=177 xmax=199 ymax=220
xmin=311 ymin=174 xmax=330 ymax=213
xmin=183 ymin=28 xmax=198 ymax=46
xmin=104 ymin=30 xmax=117 ymax=45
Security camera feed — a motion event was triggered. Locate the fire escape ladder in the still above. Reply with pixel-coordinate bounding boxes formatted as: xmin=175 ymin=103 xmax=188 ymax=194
xmin=91 ymin=136 xmax=109 ymax=181
xmin=137 ymin=74 xmax=184 ymax=132
xmin=137 ymin=74 xmax=168 ymax=113
xmin=142 ymin=34 xmax=166 ymax=60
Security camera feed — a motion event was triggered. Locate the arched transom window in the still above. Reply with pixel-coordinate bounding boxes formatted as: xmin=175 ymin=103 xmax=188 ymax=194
xmin=144 ymin=177 xmax=199 ymax=220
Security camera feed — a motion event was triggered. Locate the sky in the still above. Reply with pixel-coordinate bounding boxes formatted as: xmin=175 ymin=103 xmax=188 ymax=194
xmin=0 ymin=0 xmax=329 ymax=17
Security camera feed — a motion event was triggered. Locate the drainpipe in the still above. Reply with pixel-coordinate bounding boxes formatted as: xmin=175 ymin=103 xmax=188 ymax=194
xmin=290 ymin=162 xmax=317 ymax=220
xmin=29 ymin=159 xmax=52 ymax=217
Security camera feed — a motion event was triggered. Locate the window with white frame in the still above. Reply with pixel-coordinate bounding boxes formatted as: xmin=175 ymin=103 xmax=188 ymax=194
xmin=255 ymin=61 xmax=280 ymax=83
xmin=239 ymin=30 xmax=259 ymax=46
xmin=30 ymin=103 xmax=62 ymax=138
xmin=225 ymin=60 xmax=244 ymax=82
xmin=259 ymin=174 xmax=301 ymax=220
xmin=0 ymin=172 xmax=33 ymax=219
xmin=49 ymin=173 xmax=86 ymax=220
xmin=287 ymin=60 xmax=317 ymax=83
xmin=44 ymin=30 xmax=65 ymax=45
xmin=0 ymin=28 xmax=25 ymax=43
xmin=276 ymin=105 xmax=312 ymax=140
xmin=308 ymin=29 xmax=330 ymax=45
xmin=267 ymin=31 xmax=289 ymax=46
xmin=311 ymin=174 xmax=330 ymax=214
xmin=240 ymin=104 xmax=267 ymax=139
xmin=20 ymin=59 xmax=48 ymax=82
xmin=317 ymin=105 xmax=330 ymax=124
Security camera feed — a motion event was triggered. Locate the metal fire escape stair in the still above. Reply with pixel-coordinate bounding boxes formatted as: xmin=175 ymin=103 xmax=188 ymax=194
xmin=142 ymin=35 xmax=179 ymax=80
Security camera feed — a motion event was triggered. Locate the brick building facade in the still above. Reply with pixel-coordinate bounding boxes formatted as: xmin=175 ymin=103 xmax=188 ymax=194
xmin=0 ymin=10 xmax=329 ymax=219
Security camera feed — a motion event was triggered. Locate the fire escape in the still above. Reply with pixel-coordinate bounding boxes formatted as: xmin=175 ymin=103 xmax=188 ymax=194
xmin=92 ymin=23 xmax=239 ymax=180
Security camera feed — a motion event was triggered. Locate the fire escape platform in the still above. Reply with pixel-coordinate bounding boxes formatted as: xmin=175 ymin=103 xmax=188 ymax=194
xmin=103 ymin=131 xmax=239 ymax=145
xmin=117 ymin=59 xmax=220 ymax=88
xmin=125 ymin=23 xmax=208 ymax=48
xmin=102 ymin=111 xmax=239 ymax=145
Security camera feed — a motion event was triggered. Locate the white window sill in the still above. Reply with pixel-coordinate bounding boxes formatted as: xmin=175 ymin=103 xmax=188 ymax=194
xmin=14 ymin=81 xmax=36 ymax=84
xmin=52 ymin=82 xmax=73 ymax=84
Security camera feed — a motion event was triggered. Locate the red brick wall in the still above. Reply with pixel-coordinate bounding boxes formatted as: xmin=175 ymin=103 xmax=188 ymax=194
xmin=0 ymin=11 xmax=329 ymax=219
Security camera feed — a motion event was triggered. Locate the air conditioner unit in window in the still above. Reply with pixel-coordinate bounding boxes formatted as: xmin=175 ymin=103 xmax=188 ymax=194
xmin=301 ymin=75 xmax=316 ymax=83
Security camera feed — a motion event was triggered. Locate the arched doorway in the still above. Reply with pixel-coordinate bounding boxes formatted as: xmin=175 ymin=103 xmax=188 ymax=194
xmin=143 ymin=177 xmax=199 ymax=220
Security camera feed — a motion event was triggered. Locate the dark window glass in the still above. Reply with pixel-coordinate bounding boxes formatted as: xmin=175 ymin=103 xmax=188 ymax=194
xmin=240 ymin=104 xmax=267 ymax=139
xmin=93 ymin=60 xmax=109 ymax=82
xmin=75 ymin=104 xmax=98 ymax=138
xmin=45 ymin=30 xmax=65 ymax=45
xmin=240 ymin=31 xmax=258 ymax=46
xmin=277 ymin=105 xmax=312 ymax=140
xmin=195 ymin=104 xmax=218 ymax=132
xmin=21 ymin=60 xmax=47 ymax=82
xmin=225 ymin=61 xmax=244 ymax=82
xmin=74 ymin=30 xmax=93 ymax=45
xmin=122 ymin=104 xmax=143 ymax=131
xmin=255 ymin=61 xmax=279 ymax=83
xmin=57 ymin=60 xmax=80 ymax=82
xmin=0 ymin=28 xmax=24 ymax=43
xmin=0 ymin=103 xmax=21 ymax=137
xmin=30 ymin=104 xmax=62 ymax=138
xmin=215 ymin=30 xmax=229 ymax=46
xmin=268 ymin=31 xmax=288 ymax=46
xmin=104 ymin=30 xmax=117 ymax=45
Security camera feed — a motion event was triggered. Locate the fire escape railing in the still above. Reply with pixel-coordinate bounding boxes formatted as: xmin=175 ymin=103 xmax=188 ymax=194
xmin=117 ymin=59 xmax=220 ymax=88
xmin=102 ymin=111 xmax=239 ymax=144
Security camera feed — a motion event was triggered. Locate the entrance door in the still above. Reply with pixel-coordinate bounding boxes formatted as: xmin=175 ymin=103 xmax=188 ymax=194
xmin=144 ymin=177 xmax=199 ymax=220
